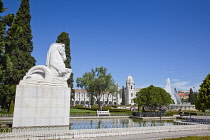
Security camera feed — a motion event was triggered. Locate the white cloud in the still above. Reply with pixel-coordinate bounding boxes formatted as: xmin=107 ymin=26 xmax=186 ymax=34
xmin=136 ymin=79 xmax=201 ymax=91
xmin=171 ymin=80 xmax=200 ymax=91
xmin=172 ymin=79 xmax=179 ymax=82
xmin=172 ymin=81 xmax=190 ymax=87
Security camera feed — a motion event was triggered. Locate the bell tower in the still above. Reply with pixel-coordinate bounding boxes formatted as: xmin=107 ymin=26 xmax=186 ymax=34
xmin=125 ymin=75 xmax=135 ymax=105
xmin=126 ymin=75 xmax=134 ymax=90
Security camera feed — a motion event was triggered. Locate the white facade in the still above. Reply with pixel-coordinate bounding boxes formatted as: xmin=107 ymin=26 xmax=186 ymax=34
xmin=73 ymin=89 xmax=117 ymax=105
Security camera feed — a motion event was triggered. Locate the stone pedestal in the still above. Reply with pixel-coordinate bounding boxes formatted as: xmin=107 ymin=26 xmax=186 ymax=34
xmin=13 ymin=83 xmax=70 ymax=127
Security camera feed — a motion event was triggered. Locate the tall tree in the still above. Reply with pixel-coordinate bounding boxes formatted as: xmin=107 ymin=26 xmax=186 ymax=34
xmin=188 ymin=88 xmax=196 ymax=105
xmin=0 ymin=0 xmax=14 ymax=82
xmin=0 ymin=0 xmax=15 ymax=110
xmin=196 ymin=74 xmax=210 ymax=112
xmin=3 ymin=0 xmax=35 ymax=110
xmin=134 ymin=85 xmax=173 ymax=111
xmin=121 ymin=86 xmax=125 ymax=105
xmin=56 ymin=32 xmax=74 ymax=104
xmin=0 ymin=0 xmax=6 ymax=82
xmin=76 ymin=67 xmax=115 ymax=110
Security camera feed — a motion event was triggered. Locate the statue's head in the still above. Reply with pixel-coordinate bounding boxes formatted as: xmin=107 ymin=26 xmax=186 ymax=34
xmin=46 ymin=43 xmax=67 ymax=67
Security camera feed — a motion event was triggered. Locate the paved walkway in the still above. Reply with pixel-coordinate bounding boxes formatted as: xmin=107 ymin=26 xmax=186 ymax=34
xmin=75 ymin=129 xmax=210 ymax=140
xmin=0 ymin=116 xmax=177 ymax=120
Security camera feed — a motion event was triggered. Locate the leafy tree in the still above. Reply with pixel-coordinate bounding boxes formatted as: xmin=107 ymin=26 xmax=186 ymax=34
xmin=121 ymin=86 xmax=125 ymax=105
xmin=3 ymin=0 xmax=36 ymax=110
xmin=106 ymin=81 xmax=118 ymax=105
xmin=90 ymin=93 xmax=94 ymax=105
xmin=181 ymin=98 xmax=188 ymax=104
xmin=56 ymin=32 xmax=74 ymax=104
xmin=133 ymin=98 xmax=142 ymax=112
xmin=76 ymin=67 xmax=115 ymax=110
xmin=196 ymin=74 xmax=210 ymax=112
xmin=188 ymin=88 xmax=196 ymax=105
xmin=134 ymin=85 xmax=173 ymax=111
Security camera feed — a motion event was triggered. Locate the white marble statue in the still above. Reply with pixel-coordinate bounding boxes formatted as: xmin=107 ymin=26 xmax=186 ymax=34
xmin=46 ymin=43 xmax=72 ymax=80
xmin=13 ymin=43 xmax=71 ymax=128
xmin=22 ymin=43 xmax=72 ymax=85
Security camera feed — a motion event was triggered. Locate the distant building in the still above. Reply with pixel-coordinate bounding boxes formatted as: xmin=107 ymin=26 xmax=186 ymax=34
xmin=73 ymin=75 xmax=141 ymax=106
xmin=73 ymin=76 xmax=190 ymax=106
xmin=178 ymin=90 xmax=190 ymax=94
xmin=177 ymin=90 xmax=190 ymax=99
xmin=73 ymin=89 xmax=117 ymax=106
xmin=116 ymin=75 xmax=141 ymax=105
xmin=74 ymin=89 xmax=89 ymax=105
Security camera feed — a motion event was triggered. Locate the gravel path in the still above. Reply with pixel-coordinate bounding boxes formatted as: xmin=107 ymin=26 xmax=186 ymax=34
xmin=74 ymin=129 xmax=210 ymax=140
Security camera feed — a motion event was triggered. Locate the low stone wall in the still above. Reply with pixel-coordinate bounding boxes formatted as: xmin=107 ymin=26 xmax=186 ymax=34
xmin=168 ymin=104 xmax=196 ymax=111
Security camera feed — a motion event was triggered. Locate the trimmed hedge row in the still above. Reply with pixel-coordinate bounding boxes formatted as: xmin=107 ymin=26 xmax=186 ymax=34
xmin=74 ymin=105 xmax=130 ymax=113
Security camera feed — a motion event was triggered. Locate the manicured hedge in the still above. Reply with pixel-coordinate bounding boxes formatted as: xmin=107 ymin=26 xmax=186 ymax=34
xmin=74 ymin=105 xmax=131 ymax=113
xmin=183 ymin=112 xmax=197 ymax=116
xmin=109 ymin=109 xmax=129 ymax=112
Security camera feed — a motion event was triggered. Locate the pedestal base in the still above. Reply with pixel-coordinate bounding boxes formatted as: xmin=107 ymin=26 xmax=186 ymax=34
xmin=13 ymin=84 xmax=70 ymax=127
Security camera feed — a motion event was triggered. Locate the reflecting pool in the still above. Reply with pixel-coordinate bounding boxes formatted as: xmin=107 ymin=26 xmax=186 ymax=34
xmin=0 ymin=118 xmax=180 ymax=130
xmin=70 ymin=118 xmax=180 ymax=129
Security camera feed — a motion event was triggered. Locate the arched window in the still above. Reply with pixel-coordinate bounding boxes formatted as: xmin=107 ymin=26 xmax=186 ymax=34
xmin=131 ymin=85 xmax=133 ymax=89
xmin=131 ymin=93 xmax=133 ymax=97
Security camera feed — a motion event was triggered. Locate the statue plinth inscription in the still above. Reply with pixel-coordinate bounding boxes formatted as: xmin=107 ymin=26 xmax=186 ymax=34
xmin=13 ymin=43 xmax=71 ymax=127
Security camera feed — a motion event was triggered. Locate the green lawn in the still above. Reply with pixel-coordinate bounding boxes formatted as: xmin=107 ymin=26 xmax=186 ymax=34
xmin=70 ymin=108 xmax=96 ymax=113
xmin=162 ymin=135 xmax=210 ymax=140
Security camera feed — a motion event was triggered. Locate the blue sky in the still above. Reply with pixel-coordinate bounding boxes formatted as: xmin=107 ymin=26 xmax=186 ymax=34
xmin=3 ymin=0 xmax=210 ymax=91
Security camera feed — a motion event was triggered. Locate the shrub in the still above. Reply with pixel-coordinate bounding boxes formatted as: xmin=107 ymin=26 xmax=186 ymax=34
xmin=183 ymin=112 xmax=197 ymax=116
xmin=75 ymin=105 xmax=84 ymax=109
xmin=109 ymin=109 xmax=129 ymax=112
xmin=165 ymin=111 xmax=173 ymax=116
xmin=132 ymin=112 xmax=140 ymax=116
xmin=8 ymin=100 xmax=14 ymax=114
xmin=102 ymin=106 xmax=112 ymax=110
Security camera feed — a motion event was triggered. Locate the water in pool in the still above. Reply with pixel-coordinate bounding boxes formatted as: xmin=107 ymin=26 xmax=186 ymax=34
xmin=70 ymin=118 xmax=179 ymax=129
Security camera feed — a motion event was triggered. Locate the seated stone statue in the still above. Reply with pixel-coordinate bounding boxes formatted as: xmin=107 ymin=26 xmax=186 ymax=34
xmin=22 ymin=43 xmax=72 ymax=83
